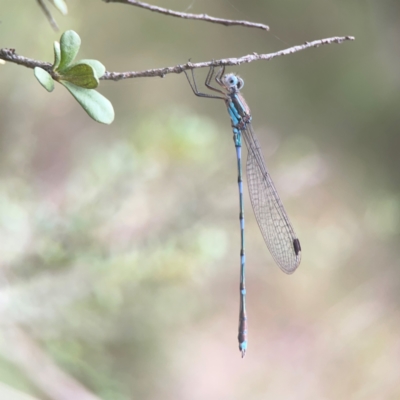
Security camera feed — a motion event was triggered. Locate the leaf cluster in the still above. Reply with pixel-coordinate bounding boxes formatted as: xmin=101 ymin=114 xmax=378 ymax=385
xmin=34 ymin=30 xmax=114 ymax=124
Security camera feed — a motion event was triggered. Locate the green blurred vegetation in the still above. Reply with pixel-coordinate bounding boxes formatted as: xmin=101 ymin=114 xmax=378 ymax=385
xmin=1 ymin=0 xmax=400 ymax=399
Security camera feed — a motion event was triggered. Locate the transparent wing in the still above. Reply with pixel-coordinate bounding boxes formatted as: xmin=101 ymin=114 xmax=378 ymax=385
xmin=242 ymin=123 xmax=301 ymax=274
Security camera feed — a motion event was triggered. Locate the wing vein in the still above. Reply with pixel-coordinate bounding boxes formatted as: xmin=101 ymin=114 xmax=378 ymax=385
xmin=241 ymin=123 xmax=301 ymax=273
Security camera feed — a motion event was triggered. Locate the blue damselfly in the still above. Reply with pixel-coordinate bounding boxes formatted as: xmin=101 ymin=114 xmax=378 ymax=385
xmin=184 ymin=66 xmax=301 ymax=357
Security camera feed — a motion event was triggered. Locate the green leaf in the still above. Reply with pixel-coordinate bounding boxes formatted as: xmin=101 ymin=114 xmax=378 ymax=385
xmin=58 ymin=30 xmax=81 ymax=72
xmin=76 ymin=59 xmax=106 ymax=78
xmin=60 ymin=81 xmax=114 ymax=124
xmin=53 ymin=41 xmax=61 ymax=69
xmin=50 ymin=0 xmax=68 ymax=15
xmin=59 ymin=63 xmax=99 ymax=89
xmin=34 ymin=67 xmax=55 ymax=92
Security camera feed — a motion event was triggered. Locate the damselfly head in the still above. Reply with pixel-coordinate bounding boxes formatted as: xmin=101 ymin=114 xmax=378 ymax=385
xmin=222 ymin=73 xmax=244 ymax=92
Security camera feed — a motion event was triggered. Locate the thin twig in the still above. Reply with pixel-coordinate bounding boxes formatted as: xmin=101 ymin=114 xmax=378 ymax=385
xmin=0 ymin=36 xmax=355 ymax=81
xmin=36 ymin=0 xmax=59 ymax=31
xmin=104 ymin=0 xmax=269 ymax=31
xmin=103 ymin=36 xmax=355 ymax=80
xmin=0 ymin=48 xmax=53 ymax=70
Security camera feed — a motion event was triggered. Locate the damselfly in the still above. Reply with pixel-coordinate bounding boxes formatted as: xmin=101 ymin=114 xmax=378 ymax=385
xmin=184 ymin=66 xmax=301 ymax=357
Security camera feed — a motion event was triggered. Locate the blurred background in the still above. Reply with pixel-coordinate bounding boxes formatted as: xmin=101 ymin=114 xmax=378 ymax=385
xmin=1 ymin=0 xmax=400 ymax=399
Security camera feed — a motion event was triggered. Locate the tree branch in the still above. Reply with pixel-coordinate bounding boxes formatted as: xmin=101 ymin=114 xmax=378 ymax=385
xmin=103 ymin=0 xmax=269 ymax=31
xmin=0 ymin=48 xmax=53 ymax=70
xmin=104 ymin=36 xmax=355 ymax=80
xmin=36 ymin=0 xmax=59 ymax=31
xmin=0 ymin=36 xmax=355 ymax=81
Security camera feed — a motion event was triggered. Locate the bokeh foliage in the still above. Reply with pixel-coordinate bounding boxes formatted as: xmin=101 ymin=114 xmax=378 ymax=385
xmin=1 ymin=1 xmax=400 ymax=399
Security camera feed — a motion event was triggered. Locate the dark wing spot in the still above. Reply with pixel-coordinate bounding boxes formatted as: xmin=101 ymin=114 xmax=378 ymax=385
xmin=293 ymin=238 xmax=301 ymax=255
